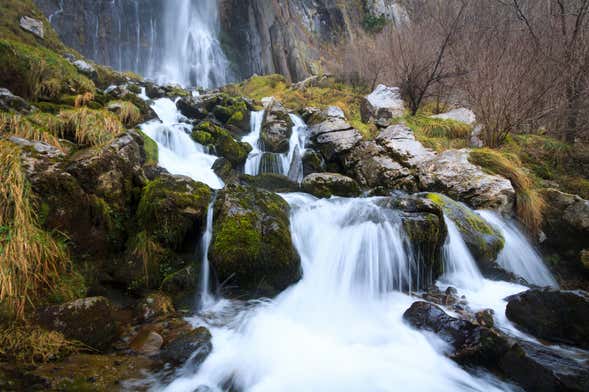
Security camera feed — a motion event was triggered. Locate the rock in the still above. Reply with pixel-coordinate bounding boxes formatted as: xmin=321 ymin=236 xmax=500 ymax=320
xmin=375 ymin=124 xmax=436 ymax=168
xmin=424 ymin=193 xmax=505 ymax=269
xmin=136 ymin=292 xmax=175 ymax=322
xmin=193 ymin=122 xmax=251 ymax=166
xmin=161 ymin=266 xmax=198 ymax=297
xmin=130 ymin=330 xmax=164 ymax=356
xmin=506 ymin=288 xmax=589 ymax=349
xmin=210 ymin=184 xmax=301 ymax=297
xmin=260 ymin=100 xmax=293 ymax=153
xmin=302 ymin=149 xmax=326 ymax=176
xmin=177 ymin=93 xmax=251 ymax=133
xmin=0 ymin=88 xmax=31 ymax=113
xmin=430 ymin=108 xmax=476 ymax=125
xmin=301 ymin=172 xmax=360 ymax=198
xmin=177 ymin=96 xmax=208 ymax=119
xmin=419 ymin=149 xmax=515 ymax=214
xmin=360 ymin=84 xmax=405 ymax=127
xmin=37 ymin=297 xmax=118 ymax=350
xmin=541 ymin=189 xmax=589 ymax=266
xmin=239 ymin=173 xmax=300 ymax=193
xmin=308 ymin=108 xmax=362 ymax=163
xmin=137 ymin=174 xmax=212 ymax=250
xmin=19 ymin=16 xmax=44 ymax=39
xmin=212 ymin=157 xmax=239 ymax=183
xmin=343 ymin=140 xmax=418 ymax=193
xmin=292 ymin=74 xmax=336 ymax=90
xmin=159 ymin=327 xmax=212 ymax=367
xmin=72 ymin=59 xmax=97 ymax=79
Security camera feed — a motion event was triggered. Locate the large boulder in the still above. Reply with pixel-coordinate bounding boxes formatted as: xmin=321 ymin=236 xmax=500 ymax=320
xmin=260 ymin=100 xmax=293 ymax=153
xmin=36 ymin=297 xmax=118 ymax=351
xmin=192 ymin=121 xmax=252 ymax=166
xmin=301 ymin=172 xmax=361 ymax=198
xmin=506 ymin=289 xmax=589 ymax=349
xmin=308 ymin=109 xmax=362 ymax=164
xmin=209 ymin=184 xmax=301 ymax=296
xmin=361 ymin=84 xmax=405 ymax=127
xmin=375 ymin=124 xmax=436 ymax=168
xmin=541 ymin=189 xmax=589 ymax=268
xmin=177 ymin=93 xmax=251 ymax=134
xmin=424 ymin=193 xmax=505 ymax=271
xmin=419 ymin=149 xmax=515 ymax=214
xmin=19 ymin=16 xmax=44 ymax=39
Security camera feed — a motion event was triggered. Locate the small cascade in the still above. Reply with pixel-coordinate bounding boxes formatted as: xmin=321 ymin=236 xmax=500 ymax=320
xmin=441 ymin=216 xmax=484 ymax=290
xmin=243 ymin=112 xmax=309 ymax=183
xmin=478 ymin=211 xmax=558 ymax=288
xmin=199 ymin=196 xmax=217 ymax=309
xmin=140 ymin=98 xmax=223 ymax=189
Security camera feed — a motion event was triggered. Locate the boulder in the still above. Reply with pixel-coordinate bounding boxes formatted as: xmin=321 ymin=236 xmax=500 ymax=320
xmin=159 ymin=327 xmax=212 ymax=367
xmin=419 ymin=149 xmax=515 ymax=214
xmin=72 ymin=60 xmax=98 ymax=80
xmin=260 ymin=100 xmax=293 ymax=153
xmin=19 ymin=16 xmax=44 ymax=39
xmin=177 ymin=93 xmax=251 ymax=133
xmin=36 ymin=297 xmax=118 ymax=351
xmin=424 ymin=193 xmax=505 ymax=269
xmin=302 ymin=149 xmax=326 ymax=176
xmin=239 ymin=173 xmax=300 ymax=193
xmin=210 ymin=184 xmax=301 ymax=296
xmin=0 ymin=88 xmax=31 ymax=113
xmin=375 ymin=124 xmax=436 ymax=168
xmin=541 ymin=189 xmax=589 ymax=267
xmin=301 ymin=172 xmax=361 ymax=198
xmin=506 ymin=289 xmax=589 ymax=349
xmin=130 ymin=330 xmax=164 ymax=356
xmin=360 ymin=84 xmax=405 ymax=126
xmin=308 ymin=109 xmax=363 ymax=163
xmin=193 ymin=122 xmax=251 ymax=166
xmin=430 ymin=108 xmax=476 ymax=125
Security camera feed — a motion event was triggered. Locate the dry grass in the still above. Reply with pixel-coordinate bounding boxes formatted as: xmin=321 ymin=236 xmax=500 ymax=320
xmin=0 ymin=140 xmax=70 ymax=319
xmin=57 ymin=108 xmax=123 ymax=146
xmin=74 ymin=92 xmax=95 ymax=108
xmin=469 ymin=148 xmax=545 ymax=235
xmin=108 ymin=100 xmax=142 ymax=127
xmin=0 ymin=325 xmax=83 ymax=365
xmin=0 ymin=112 xmax=63 ymax=149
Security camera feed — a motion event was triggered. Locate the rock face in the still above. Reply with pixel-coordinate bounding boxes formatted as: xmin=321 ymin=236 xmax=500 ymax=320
xmin=419 ymin=149 xmax=515 ymax=214
xmin=506 ymin=289 xmax=589 ymax=349
xmin=541 ymin=189 xmax=589 ymax=269
xmin=425 ymin=193 xmax=505 ymax=271
xmin=37 ymin=297 xmax=118 ymax=350
xmin=209 ymin=184 xmax=301 ymax=296
xmin=301 ymin=172 xmax=360 ymax=198
xmin=19 ymin=16 xmax=44 ymax=39
xmin=361 ymin=85 xmax=405 ymax=126
xmin=261 ymin=100 xmax=293 ymax=153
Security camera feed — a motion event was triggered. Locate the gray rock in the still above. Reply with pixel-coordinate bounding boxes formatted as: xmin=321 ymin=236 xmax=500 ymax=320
xmin=159 ymin=327 xmax=212 ymax=367
xmin=419 ymin=149 xmax=515 ymax=214
xmin=72 ymin=59 xmax=97 ymax=78
xmin=361 ymin=84 xmax=405 ymax=126
xmin=430 ymin=108 xmax=476 ymax=125
xmin=130 ymin=330 xmax=164 ymax=356
xmin=301 ymin=172 xmax=361 ymax=198
xmin=0 ymin=88 xmax=31 ymax=113
xmin=376 ymin=124 xmax=436 ymax=168
xmin=19 ymin=16 xmax=44 ymax=39
xmin=261 ymin=100 xmax=293 ymax=153
xmin=314 ymin=129 xmax=363 ymax=162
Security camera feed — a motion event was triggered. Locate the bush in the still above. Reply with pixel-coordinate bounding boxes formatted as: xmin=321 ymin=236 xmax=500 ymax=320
xmin=362 ymin=14 xmax=387 ymax=33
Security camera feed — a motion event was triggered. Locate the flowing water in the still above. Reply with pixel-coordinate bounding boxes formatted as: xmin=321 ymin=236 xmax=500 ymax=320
xmin=478 ymin=210 xmax=558 ymax=288
xmin=140 ymin=98 xmax=223 ymax=189
xmin=243 ymin=112 xmax=309 ymax=183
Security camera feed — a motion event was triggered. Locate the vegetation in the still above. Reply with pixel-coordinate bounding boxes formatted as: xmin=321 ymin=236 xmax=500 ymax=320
xmin=108 ymin=100 xmax=142 ymax=127
xmin=57 ymin=107 xmax=123 ymax=146
xmin=139 ymin=130 xmax=158 ymax=166
xmin=398 ymin=114 xmax=471 ymax=151
xmin=362 ymin=14 xmax=387 ymax=34
xmin=0 ymin=140 xmax=71 ymax=320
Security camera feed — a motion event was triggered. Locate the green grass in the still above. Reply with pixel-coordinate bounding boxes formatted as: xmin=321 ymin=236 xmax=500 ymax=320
xmin=396 ymin=114 xmax=471 ymax=152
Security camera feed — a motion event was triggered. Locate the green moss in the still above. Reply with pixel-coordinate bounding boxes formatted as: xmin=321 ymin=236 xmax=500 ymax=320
xmin=0 ymin=39 xmax=95 ymax=101
xmin=212 ymin=212 xmax=262 ymax=265
xmin=194 ymin=122 xmax=251 ymax=165
xmin=138 ymin=130 xmax=158 ymax=166
xmin=192 ymin=130 xmax=214 ymax=146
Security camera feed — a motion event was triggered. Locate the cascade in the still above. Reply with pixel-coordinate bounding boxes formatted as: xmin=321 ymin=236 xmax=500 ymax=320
xmin=199 ymin=196 xmax=216 ymax=309
xmin=478 ymin=210 xmax=558 ymax=288
xmin=243 ymin=112 xmax=309 ymax=183
xmin=140 ymin=97 xmax=223 ymax=189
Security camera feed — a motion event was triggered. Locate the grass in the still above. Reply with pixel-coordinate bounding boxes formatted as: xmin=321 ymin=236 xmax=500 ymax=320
xmin=397 ymin=114 xmax=471 ymax=152
xmin=0 ymin=39 xmax=95 ymax=101
xmin=469 ymin=148 xmax=544 ymax=235
xmin=108 ymin=100 xmax=142 ymax=128
xmin=128 ymin=231 xmax=165 ymax=288
xmin=57 ymin=107 xmax=123 ymax=146
xmin=0 ymin=112 xmax=63 ymax=149
xmin=0 ymin=140 xmax=71 ymax=320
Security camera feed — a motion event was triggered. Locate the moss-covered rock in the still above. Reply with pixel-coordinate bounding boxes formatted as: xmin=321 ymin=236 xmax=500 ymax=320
xmin=177 ymin=93 xmax=252 ymax=134
xmin=137 ymin=174 xmax=212 ymax=251
xmin=260 ymin=99 xmax=293 ymax=153
xmin=210 ymin=184 xmax=301 ymax=297
xmin=425 ymin=193 xmax=505 ymax=269
xmin=239 ymin=173 xmax=300 ymax=193
xmin=302 ymin=172 xmax=360 ymax=198
xmin=193 ymin=121 xmax=251 ymax=166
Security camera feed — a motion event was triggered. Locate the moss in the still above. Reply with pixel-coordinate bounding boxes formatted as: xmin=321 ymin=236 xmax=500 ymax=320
xmin=194 ymin=122 xmax=251 ymax=165
xmin=0 ymin=39 xmax=95 ymax=101
xmin=192 ymin=130 xmax=214 ymax=146
xmin=138 ymin=130 xmax=158 ymax=166
xmin=212 ymin=212 xmax=262 ymax=265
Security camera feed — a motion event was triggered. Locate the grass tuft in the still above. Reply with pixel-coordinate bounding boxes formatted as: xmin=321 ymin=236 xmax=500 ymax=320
xmin=57 ymin=107 xmax=123 ymax=146
xmin=469 ymin=148 xmax=544 ymax=235
xmin=398 ymin=115 xmax=471 ymax=151
xmin=0 ymin=112 xmax=63 ymax=149
xmin=108 ymin=100 xmax=142 ymax=128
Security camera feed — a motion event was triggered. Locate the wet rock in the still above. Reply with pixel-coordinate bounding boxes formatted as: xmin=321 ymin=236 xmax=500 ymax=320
xmin=136 ymin=292 xmax=175 ymax=322
xmin=19 ymin=16 xmax=44 ymax=39
xmin=130 ymin=330 xmax=164 ymax=356
xmin=302 ymin=172 xmax=360 ymax=198
xmin=506 ymin=288 xmax=589 ymax=349
xmin=239 ymin=173 xmax=300 ymax=193
xmin=424 ymin=193 xmax=505 ymax=271
xmin=37 ymin=297 xmax=118 ymax=351
xmin=177 ymin=96 xmax=208 ymax=119
xmin=212 ymin=157 xmax=239 ymax=183
xmin=375 ymin=124 xmax=436 ymax=168
xmin=419 ymin=149 xmax=515 ymax=214
xmin=159 ymin=327 xmax=212 ymax=367
xmin=210 ymin=184 xmax=300 ymax=297
xmin=361 ymin=84 xmax=405 ymax=127
xmin=0 ymin=88 xmax=31 ymax=113
xmin=302 ymin=149 xmax=326 ymax=176
xmin=260 ymin=100 xmax=293 ymax=153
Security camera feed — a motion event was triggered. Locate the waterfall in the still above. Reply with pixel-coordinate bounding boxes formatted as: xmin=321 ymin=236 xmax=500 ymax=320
xmin=140 ymin=98 xmax=223 ymax=190
xmin=161 ymin=195 xmax=515 ymax=392
xmin=199 ymin=197 xmax=216 ymax=308
xmin=243 ymin=112 xmax=309 ymax=183
xmin=478 ymin=211 xmax=558 ymax=288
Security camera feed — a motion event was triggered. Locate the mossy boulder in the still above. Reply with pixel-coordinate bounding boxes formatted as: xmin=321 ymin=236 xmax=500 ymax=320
xmin=137 ymin=174 xmax=212 ymax=251
xmin=424 ymin=193 xmax=505 ymax=270
xmin=302 ymin=172 xmax=360 ymax=198
xmin=177 ymin=93 xmax=251 ymax=134
xmin=239 ymin=173 xmax=300 ymax=193
xmin=260 ymin=99 xmax=293 ymax=153
xmin=36 ymin=297 xmax=118 ymax=351
xmin=209 ymin=184 xmax=301 ymax=297
xmin=192 ymin=122 xmax=251 ymax=166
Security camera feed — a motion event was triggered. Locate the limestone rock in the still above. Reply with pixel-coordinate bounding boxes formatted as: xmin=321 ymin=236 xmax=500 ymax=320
xmin=361 ymin=84 xmax=405 ymax=126
xmin=430 ymin=108 xmax=476 ymax=125
xmin=301 ymin=172 xmax=361 ymax=198
xmin=375 ymin=124 xmax=436 ymax=168
xmin=260 ymin=100 xmax=293 ymax=153
xmin=19 ymin=16 xmax=44 ymax=39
